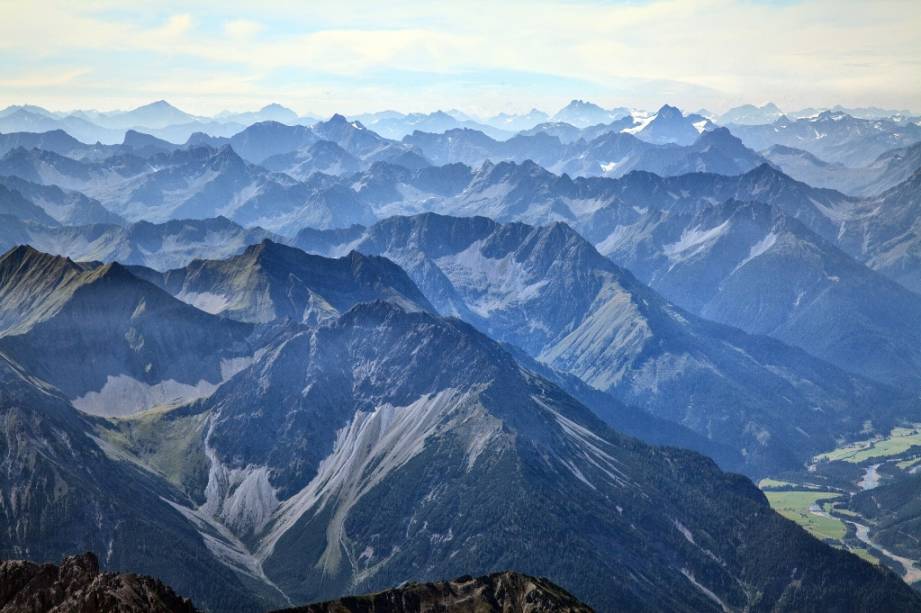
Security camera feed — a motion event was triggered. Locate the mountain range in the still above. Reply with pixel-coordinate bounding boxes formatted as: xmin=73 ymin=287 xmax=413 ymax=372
xmin=6 ymin=132 xmax=921 ymax=303
xmin=0 ymin=216 xmax=278 ymax=270
xmin=593 ymin=198 xmax=921 ymax=388
xmin=313 ymin=159 xmax=921 ymax=300
xmin=2 ymin=243 xmax=920 ymax=611
xmin=293 ymin=213 xmax=913 ymax=475
xmin=716 ymin=103 xmax=785 ymax=126
xmin=122 ymin=299 xmax=919 ymax=610
xmin=402 ymin=123 xmax=755 ymax=178
xmin=0 ymin=145 xmax=375 ymax=233
xmin=134 ymin=240 xmax=433 ymax=324
xmin=761 ymin=141 xmax=921 ymax=196
xmin=728 ymin=111 xmax=921 ymax=167
xmin=3 ymin=95 xmax=921 ymax=612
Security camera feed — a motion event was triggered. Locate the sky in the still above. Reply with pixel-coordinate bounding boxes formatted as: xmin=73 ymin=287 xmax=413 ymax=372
xmin=1 ymin=0 xmax=919 ymax=118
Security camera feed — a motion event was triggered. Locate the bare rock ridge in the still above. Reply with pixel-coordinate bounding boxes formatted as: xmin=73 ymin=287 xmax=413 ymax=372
xmin=273 ymin=571 xmax=593 ymax=613
xmin=0 ymin=557 xmax=591 ymax=613
xmin=0 ymin=553 xmax=198 ymax=613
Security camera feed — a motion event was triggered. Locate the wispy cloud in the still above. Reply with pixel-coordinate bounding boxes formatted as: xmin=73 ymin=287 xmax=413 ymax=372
xmin=224 ymin=19 xmax=265 ymax=39
xmin=0 ymin=68 xmax=91 ymax=89
xmin=0 ymin=0 xmax=918 ymax=115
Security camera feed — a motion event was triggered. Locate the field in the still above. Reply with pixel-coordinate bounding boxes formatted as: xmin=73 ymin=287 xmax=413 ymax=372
xmin=757 ymin=478 xmax=798 ymax=489
xmin=814 ymin=425 xmax=921 ymax=464
xmin=850 ymin=548 xmax=879 ymax=564
xmin=897 ymin=456 xmax=921 ymax=471
xmin=764 ymin=490 xmax=880 ymax=564
xmin=765 ymin=491 xmax=846 ymax=541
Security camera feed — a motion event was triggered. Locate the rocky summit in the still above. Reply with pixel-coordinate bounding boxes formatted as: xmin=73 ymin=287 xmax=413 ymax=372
xmin=0 ymin=553 xmax=197 ymax=613
xmin=275 ymin=572 xmax=593 ymax=613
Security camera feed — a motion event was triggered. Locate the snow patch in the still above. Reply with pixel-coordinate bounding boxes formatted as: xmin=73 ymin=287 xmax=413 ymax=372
xmin=600 ymin=161 xmax=620 ymax=173
xmin=623 ymin=111 xmax=655 ymax=134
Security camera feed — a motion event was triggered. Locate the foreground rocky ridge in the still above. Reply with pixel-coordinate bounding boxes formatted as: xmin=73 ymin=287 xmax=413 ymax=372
xmin=0 ymin=557 xmax=589 ymax=613
xmin=275 ymin=571 xmax=592 ymax=613
xmin=0 ymin=553 xmax=197 ymax=613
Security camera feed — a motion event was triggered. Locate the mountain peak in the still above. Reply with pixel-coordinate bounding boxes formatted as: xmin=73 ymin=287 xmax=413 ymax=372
xmin=176 ymin=240 xmax=434 ymax=322
xmin=745 ymin=161 xmax=786 ymax=180
xmin=814 ymin=109 xmax=850 ymax=122
xmin=211 ymin=144 xmax=245 ymax=167
xmin=237 ymin=238 xmax=294 ymax=265
xmin=696 ymin=125 xmax=742 ymax=146
xmin=135 ymin=99 xmax=178 ymax=112
xmin=122 ymin=129 xmax=171 ymax=148
xmin=655 ymin=104 xmax=683 ymax=118
xmin=2 ymin=243 xmax=54 ymax=264
xmin=245 ymin=237 xmax=285 ymax=255
xmin=0 ymin=244 xmax=78 ymax=274
xmin=563 ymin=99 xmax=604 ymax=111
xmin=0 ymin=553 xmax=197 ymax=613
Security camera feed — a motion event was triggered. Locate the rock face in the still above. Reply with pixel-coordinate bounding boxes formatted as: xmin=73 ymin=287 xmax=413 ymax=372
xmin=0 ymin=553 xmax=197 ymax=613
xmin=276 ymin=571 xmax=592 ymax=613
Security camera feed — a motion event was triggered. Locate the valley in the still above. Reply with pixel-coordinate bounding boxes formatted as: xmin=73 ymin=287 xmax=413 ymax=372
xmin=760 ymin=424 xmax=921 ymax=586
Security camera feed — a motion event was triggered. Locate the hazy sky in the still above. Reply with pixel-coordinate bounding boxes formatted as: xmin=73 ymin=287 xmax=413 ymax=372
xmin=1 ymin=0 xmax=919 ymax=117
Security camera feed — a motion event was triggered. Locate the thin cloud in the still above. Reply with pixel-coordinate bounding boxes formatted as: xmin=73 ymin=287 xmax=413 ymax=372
xmin=0 ymin=0 xmax=918 ymax=115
